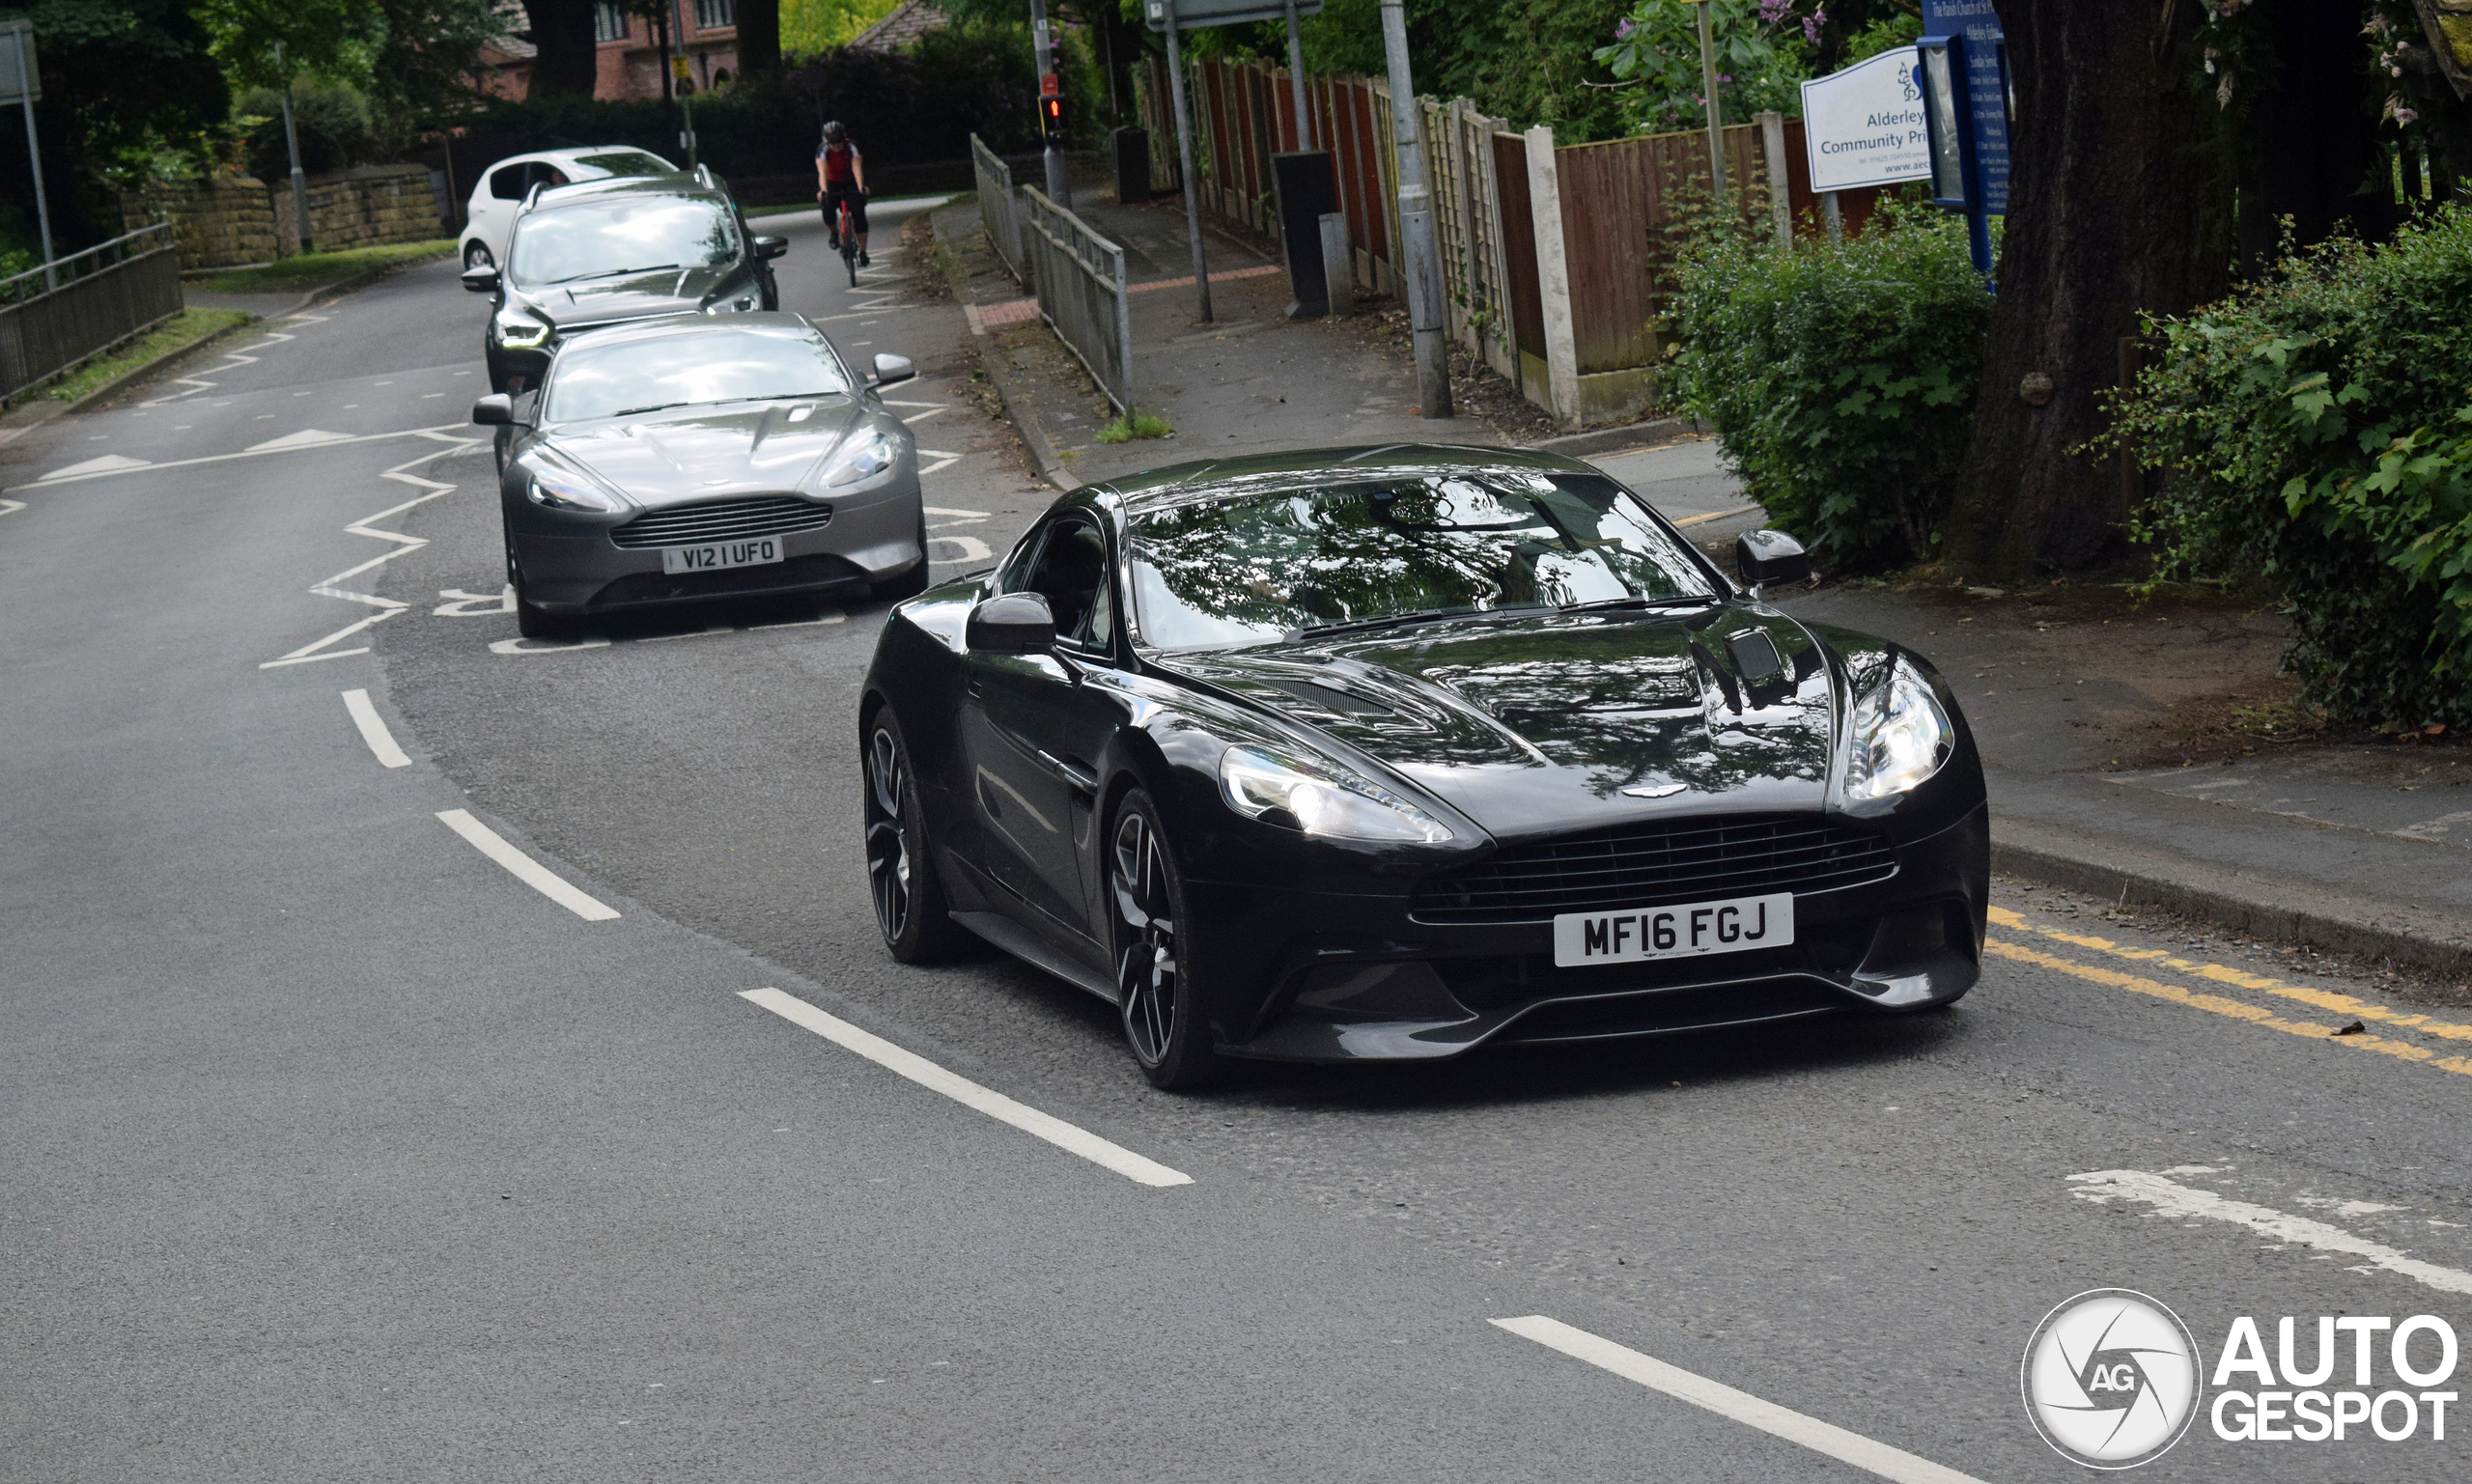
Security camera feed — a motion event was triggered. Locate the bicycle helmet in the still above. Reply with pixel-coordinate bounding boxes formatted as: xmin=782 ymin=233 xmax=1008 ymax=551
xmin=822 ymin=120 xmax=848 ymax=144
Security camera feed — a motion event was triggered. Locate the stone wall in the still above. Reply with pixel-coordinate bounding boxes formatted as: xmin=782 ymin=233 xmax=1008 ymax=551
xmin=121 ymin=177 xmax=278 ymax=269
xmin=123 ymin=165 xmax=449 ymax=268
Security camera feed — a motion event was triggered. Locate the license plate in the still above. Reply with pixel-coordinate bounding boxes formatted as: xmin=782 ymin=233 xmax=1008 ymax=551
xmin=661 ymin=536 xmax=785 ymax=574
xmin=1553 ymin=892 xmax=1795 ymax=967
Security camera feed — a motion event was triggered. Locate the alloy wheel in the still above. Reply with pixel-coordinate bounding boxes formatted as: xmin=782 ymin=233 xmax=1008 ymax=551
xmin=865 ymin=724 xmax=913 ymax=943
xmin=1111 ymin=809 xmax=1177 ymax=1065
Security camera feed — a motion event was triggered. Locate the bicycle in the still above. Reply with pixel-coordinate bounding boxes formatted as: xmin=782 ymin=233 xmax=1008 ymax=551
xmin=833 ymin=196 xmax=859 ymax=288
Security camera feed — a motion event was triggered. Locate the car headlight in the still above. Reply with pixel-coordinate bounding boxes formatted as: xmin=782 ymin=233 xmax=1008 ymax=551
xmin=526 ymin=465 xmax=629 ymax=514
xmin=1220 ymin=743 xmax=1450 ymax=844
xmin=1844 ymin=657 xmax=1954 ymax=799
xmin=824 ymin=427 xmax=898 ymax=489
xmin=704 ymin=295 xmax=757 ymax=314
xmin=496 ymin=313 xmax=552 ymax=350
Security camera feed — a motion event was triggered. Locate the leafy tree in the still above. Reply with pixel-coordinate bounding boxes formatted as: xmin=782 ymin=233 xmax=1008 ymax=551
xmin=1591 ymin=0 xmax=1813 ymax=135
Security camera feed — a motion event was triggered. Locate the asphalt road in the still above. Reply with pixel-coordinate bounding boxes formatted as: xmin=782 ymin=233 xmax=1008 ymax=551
xmin=7 ymin=200 xmax=2472 ymax=1483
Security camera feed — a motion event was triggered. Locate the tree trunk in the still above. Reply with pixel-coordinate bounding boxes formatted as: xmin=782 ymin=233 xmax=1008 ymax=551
xmin=2239 ymin=0 xmax=2398 ymax=265
xmin=1949 ymin=0 xmax=2236 ymax=577
xmin=735 ymin=0 xmax=780 ymax=76
xmin=522 ymin=0 xmax=601 ymax=98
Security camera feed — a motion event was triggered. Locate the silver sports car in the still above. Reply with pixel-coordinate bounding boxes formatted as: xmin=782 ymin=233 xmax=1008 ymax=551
xmin=471 ymin=312 xmax=926 ymax=638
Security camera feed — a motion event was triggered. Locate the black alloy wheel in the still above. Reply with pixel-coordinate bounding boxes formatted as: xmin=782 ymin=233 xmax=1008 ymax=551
xmin=865 ymin=709 xmax=967 ymax=962
xmin=1110 ymin=792 xmax=1221 ymax=1090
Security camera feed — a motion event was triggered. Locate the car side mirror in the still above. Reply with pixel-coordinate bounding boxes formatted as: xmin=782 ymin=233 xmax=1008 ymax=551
xmin=870 ymin=352 xmax=914 ymax=388
xmin=967 ymin=592 xmax=1055 ymax=653
xmin=1735 ymin=528 xmax=1811 ymax=596
xmin=462 ymin=266 xmax=500 ymax=294
xmin=471 ymin=393 xmax=516 ymax=426
xmin=753 ymin=235 xmax=789 ymax=261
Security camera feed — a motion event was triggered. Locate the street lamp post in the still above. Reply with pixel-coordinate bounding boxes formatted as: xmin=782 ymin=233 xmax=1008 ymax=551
xmin=1695 ymin=1 xmax=1728 ymax=207
xmin=1377 ymin=0 xmax=1447 ymax=419
xmin=276 ymin=42 xmax=313 ymax=256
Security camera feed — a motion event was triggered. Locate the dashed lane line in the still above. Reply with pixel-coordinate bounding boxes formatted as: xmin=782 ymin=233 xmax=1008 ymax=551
xmin=11 ymin=422 xmax=468 ymax=492
xmin=1493 ymin=1317 xmax=1987 ymax=1484
xmin=738 ymin=987 xmax=1193 ymax=1189
xmin=2068 ymin=1170 xmax=2472 ymax=1297
xmin=341 ymin=689 xmax=410 ymax=768
xmin=435 ymin=809 xmax=620 ymax=921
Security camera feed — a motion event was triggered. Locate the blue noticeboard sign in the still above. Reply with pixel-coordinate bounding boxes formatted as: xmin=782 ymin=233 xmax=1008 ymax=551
xmin=1919 ymin=0 xmax=2008 ymax=213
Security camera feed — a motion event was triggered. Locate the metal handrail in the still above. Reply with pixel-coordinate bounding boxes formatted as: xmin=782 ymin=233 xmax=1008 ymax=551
xmin=0 ymin=223 xmax=177 ymax=308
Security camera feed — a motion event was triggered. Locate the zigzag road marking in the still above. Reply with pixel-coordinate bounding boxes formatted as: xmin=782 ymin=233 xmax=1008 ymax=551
xmin=142 ymin=311 xmax=328 ymax=407
xmin=260 ymin=434 xmax=487 ymax=669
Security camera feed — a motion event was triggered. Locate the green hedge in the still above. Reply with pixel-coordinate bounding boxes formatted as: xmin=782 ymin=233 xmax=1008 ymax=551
xmin=1666 ymin=205 xmax=1990 ymax=570
xmin=2113 ymin=208 xmax=2472 ymax=729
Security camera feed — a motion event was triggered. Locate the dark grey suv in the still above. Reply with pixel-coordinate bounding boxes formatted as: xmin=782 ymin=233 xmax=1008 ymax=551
xmin=463 ymin=171 xmax=787 ymax=393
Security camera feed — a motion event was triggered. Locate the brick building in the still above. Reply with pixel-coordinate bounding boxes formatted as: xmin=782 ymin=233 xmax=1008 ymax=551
xmin=478 ymin=0 xmax=742 ymax=101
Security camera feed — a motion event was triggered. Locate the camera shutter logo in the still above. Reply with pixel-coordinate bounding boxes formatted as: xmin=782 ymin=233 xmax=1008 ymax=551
xmin=2022 ymin=1289 xmax=2202 ymax=1469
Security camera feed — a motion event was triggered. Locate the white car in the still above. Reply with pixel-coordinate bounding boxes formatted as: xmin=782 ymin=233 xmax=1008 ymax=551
xmin=458 ymin=146 xmax=679 ymax=270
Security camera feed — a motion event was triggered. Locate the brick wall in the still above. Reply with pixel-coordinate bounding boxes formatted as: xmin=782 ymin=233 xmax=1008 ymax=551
xmin=124 ymin=165 xmax=449 ymax=268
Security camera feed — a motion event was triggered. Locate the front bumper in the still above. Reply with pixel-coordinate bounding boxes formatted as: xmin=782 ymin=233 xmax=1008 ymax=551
xmin=508 ymin=472 xmax=925 ymax=615
xmin=1193 ymin=802 xmax=1989 ymax=1062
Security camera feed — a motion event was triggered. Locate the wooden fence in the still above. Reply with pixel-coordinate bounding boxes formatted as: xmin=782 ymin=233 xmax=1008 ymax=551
xmin=1135 ymin=54 xmax=1887 ymax=429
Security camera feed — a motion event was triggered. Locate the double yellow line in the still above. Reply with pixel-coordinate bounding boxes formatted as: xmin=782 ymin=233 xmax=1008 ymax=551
xmin=1984 ymin=907 xmax=2472 ymax=1078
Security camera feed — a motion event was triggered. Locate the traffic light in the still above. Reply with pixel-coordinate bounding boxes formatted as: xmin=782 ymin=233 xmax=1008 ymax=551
xmin=1040 ymin=73 xmax=1065 ymax=141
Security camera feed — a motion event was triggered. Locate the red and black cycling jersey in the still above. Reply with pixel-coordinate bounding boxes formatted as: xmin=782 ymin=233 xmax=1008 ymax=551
xmin=818 ymin=140 xmax=861 ymax=185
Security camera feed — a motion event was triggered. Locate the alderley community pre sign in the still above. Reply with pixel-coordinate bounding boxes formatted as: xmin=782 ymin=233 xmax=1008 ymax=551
xmin=1798 ymin=49 xmax=1931 ymax=193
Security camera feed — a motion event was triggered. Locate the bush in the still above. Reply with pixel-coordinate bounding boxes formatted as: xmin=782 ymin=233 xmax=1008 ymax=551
xmin=238 ymin=81 xmax=382 ymax=181
xmin=1667 ymin=204 xmax=1990 ymax=570
xmin=2112 ymin=209 xmax=2472 ymax=729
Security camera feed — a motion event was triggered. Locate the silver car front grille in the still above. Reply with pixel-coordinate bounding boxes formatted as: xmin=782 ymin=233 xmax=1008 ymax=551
xmin=609 ymin=495 xmax=834 ymax=549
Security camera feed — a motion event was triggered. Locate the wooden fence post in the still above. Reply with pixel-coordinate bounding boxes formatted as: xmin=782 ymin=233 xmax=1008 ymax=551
xmin=1757 ymin=110 xmax=1791 ymax=250
xmin=1525 ymin=125 xmax=1580 ymax=430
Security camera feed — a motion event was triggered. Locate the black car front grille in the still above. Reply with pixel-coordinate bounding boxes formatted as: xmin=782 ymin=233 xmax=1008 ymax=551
xmin=1412 ymin=815 xmax=1897 ymax=924
xmin=609 ymin=496 xmax=833 ymax=549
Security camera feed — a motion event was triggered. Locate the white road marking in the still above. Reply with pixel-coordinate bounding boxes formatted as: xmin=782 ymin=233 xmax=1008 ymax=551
xmin=341 ymin=688 xmax=411 ymax=768
xmin=41 ymin=453 xmax=153 ymax=480
xmin=433 ymin=585 xmax=514 ymax=616
xmin=739 ymin=987 xmax=1193 ymax=1187
xmin=1492 ymin=1317 xmax=1986 ymax=1484
xmin=10 ymin=422 xmax=467 ymax=493
xmin=0 ymin=498 xmax=22 ymax=518
xmin=140 ymin=311 xmax=327 ymax=407
xmin=2398 ymin=810 xmax=2472 ymax=841
xmin=482 ymin=609 xmax=844 ymax=656
xmin=899 ymin=407 xmax=946 ymax=426
xmin=2069 ymin=1170 xmax=2472 ymax=1295
xmin=489 ymin=634 xmax=613 ymax=656
xmin=260 ymin=436 xmax=485 ymax=668
xmin=435 ymin=808 xmax=620 ymax=920
xmin=246 ymin=428 xmax=354 ymax=452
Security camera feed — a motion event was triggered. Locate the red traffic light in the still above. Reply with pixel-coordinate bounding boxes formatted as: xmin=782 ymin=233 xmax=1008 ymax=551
xmin=1041 ymin=96 xmax=1065 ymax=126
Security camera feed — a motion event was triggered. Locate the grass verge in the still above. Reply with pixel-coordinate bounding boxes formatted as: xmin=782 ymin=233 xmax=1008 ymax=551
xmin=1096 ymin=411 xmax=1173 ymax=443
xmin=183 ymin=239 xmax=455 ymax=294
xmin=37 ymin=308 xmax=254 ymax=404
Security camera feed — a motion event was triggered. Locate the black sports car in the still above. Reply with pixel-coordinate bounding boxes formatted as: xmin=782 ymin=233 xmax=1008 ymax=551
xmin=858 ymin=447 xmax=1988 ymax=1088
xmin=464 ymin=172 xmax=787 ymax=394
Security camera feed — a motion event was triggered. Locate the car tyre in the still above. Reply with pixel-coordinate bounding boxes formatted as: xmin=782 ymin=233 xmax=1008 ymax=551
xmin=463 ymin=240 xmax=493 ymax=271
xmin=864 ymin=708 xmax=970 ymax=962
xmin=1110 ymin=791 xmax=1222 ymax=1091
xmin=505 ymin=517 xmax=578 ymax=640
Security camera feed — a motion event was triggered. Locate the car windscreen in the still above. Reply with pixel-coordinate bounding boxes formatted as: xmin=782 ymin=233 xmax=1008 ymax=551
xmin=545 ymin=327 xmax=850 ymax=422
xmin=1126 ymin=473 xmax=1718 ymax=651
xmin=509 ymin=197 xmax=737 ymax=286
xmin=573 ymin=151 xmax=673 ymax=177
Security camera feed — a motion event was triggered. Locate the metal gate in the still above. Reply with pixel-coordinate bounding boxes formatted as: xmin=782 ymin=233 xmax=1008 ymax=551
xmin=1 ymin=225 xmax=183 ymax=404
xmin=1021 ymin=189 xmax=1133 ymax=416
xmin=971 ymin=134 xmax=1029 ymax=290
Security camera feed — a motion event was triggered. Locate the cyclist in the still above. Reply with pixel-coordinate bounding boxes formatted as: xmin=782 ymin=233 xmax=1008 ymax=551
xmin=816 ymin=120 xmax=870 ymax=267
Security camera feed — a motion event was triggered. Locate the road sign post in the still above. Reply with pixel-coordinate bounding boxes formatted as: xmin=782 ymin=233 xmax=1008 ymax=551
xmin=1915 ymin=0 xmax=2008 ymax=281
xmin=1 ymin=19 xmax=54 ymax=290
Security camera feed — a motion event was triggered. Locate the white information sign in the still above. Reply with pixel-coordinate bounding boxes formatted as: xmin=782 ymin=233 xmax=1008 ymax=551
xmin=1797 ymin=49 xmax=1930 ymax=194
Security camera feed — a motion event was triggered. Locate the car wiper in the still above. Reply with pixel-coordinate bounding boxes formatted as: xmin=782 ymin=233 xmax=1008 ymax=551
xmin=608 ymin=401 xmax=690 ymax=416
xmin=1290 ymin=607 xmax=1483 ymax=640
xmin=1559 ymin=595 xmax=1719 ymax=614
xmin=543 ymin=263 xmax=682 ymax=285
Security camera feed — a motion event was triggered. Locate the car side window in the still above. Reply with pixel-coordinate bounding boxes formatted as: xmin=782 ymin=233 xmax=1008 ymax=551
xmin=1025 ymin=518 xmax=1111 ymax=653
xmin=490 ymin=164 xmax=530 ymax=201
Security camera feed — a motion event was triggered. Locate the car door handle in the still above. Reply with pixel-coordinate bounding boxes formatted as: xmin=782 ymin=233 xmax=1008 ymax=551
xmin=1036 ymin=749 xmax=1098 ymax=795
